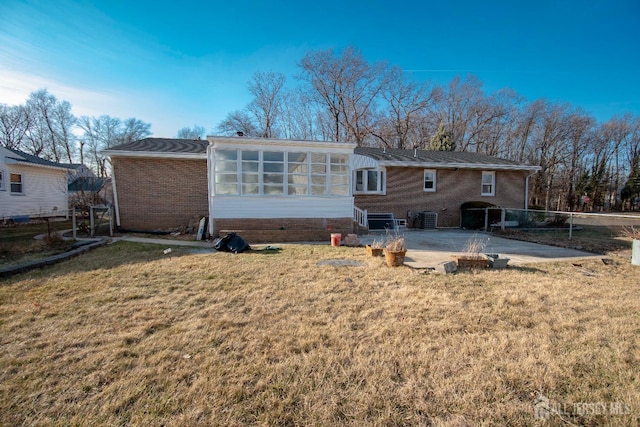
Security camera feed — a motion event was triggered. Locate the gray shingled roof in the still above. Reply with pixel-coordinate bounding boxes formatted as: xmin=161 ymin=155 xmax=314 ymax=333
xmin=4 ymin=147 xmax=71 ymax=169
xmin=354 ymin=147 xmax=538 ymax=170
xmin=106 ymin=138 xmax=208 ymax=154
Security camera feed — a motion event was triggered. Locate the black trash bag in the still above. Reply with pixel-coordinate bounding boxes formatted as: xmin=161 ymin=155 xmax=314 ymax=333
xmin=214 ymin=232 xmax=251 ymax=253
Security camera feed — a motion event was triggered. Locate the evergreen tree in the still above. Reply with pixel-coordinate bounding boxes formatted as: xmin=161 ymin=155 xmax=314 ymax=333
xmin=430 ymin=122 xmax=455 ymax=151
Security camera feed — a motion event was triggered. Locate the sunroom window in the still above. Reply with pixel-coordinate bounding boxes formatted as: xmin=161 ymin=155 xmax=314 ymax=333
xmin=213 ymin=149 xmax=350 ymax=197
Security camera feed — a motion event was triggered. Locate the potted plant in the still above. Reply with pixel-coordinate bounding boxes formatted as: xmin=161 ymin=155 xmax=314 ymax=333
xmin=383 ymin=232 xmax=406 ymax=267
xmin=366 ymin=238 xmax=384 ymax=257
xmin=452 ymin=234 xmax=489 ymax=269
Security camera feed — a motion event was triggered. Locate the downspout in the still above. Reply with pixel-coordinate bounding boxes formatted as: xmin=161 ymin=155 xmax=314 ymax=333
xmin=206 ymin=142 xmax=214 ymax=237
xmin=524 ymin=170 xmax=537 ymax=210
xmin=108 ymin=158 xmax=121 ymax=227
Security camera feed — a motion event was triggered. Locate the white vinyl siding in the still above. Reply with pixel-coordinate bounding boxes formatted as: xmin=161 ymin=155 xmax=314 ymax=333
xmin=211 ymin=196 xmax=353 ymax=219
xmin=481 ymin=171 xmax=495 ymax=196
xmin=0 ymin=166 xmax=68 ymax=218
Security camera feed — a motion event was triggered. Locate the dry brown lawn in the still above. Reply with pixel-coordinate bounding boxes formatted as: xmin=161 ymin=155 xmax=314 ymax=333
xmin=1 ymin=241 xmax=639 ymax=426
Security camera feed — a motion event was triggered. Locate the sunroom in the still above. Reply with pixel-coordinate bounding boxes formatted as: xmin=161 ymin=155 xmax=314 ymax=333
xmin=206 ymin=136 xmax=356 ymax=241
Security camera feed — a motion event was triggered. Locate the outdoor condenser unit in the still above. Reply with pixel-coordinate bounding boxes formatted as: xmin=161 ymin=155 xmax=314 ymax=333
xmin=416 ymin=211 xmax=437 ymax=229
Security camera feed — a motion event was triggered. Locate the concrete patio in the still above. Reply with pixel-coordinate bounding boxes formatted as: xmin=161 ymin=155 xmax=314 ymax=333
xmin=358 ymin=229 xmax=601 ymax=268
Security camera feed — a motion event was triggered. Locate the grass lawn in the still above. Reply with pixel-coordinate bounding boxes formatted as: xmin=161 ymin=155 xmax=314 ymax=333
xmin=1 ymin=241 xmax=639 ymax=426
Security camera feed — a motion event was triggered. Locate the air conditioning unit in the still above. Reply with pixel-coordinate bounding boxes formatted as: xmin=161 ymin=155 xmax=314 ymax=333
xmin=416 ymin=211 xmax=437 ymax=229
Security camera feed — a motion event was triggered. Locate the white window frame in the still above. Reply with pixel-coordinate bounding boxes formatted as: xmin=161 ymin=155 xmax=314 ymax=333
xmin=481 ymin=171 xmax=495 ymax=196
xmin=353 ymin=168 xmax=385 ymax=195
xmin=10 ymin=173 xmax=24 ymax=194
xmin=213 ymin=149 xmax=350 ymax=197
xmin=423 ymin=169 xmax=436 ymax=192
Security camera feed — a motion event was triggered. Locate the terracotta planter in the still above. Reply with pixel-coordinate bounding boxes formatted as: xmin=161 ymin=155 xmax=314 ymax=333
xmin=384 ymin=249 xmax=406 ymax=267
xmin=366 ymin=245 xmax=384 ymax=257
xmin=451 ymin=255 xmax=489 ymax=269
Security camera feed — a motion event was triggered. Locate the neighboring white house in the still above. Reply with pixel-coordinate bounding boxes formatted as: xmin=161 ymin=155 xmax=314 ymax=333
xmin=0 ymin=147 xmax=69 ymax=220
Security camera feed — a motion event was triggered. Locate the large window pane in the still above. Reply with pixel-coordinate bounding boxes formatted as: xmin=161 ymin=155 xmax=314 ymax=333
xmin=215 ymin=183 xmax=238 ymax=195
xmin=264 ymin=184 xmax=284 ymax=195
xmin=264 ymin=151 xmax=284 ymax=162
xmin=264 ymin=162 xmax=284 ymax=173
xmin=367 ymin=170 xmax=378 ymax=192
xmin=216 ymin=150 xmax=237 ymax=161
xmin=242 ymin=151 xmax=259 ymax=161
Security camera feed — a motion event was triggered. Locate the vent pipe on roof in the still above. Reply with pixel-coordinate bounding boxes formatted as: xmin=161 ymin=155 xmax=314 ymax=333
xmin=414 ymin=148 xmax=417 ymax=157
xmin=236 ymin=131 xmax=244 ymax=137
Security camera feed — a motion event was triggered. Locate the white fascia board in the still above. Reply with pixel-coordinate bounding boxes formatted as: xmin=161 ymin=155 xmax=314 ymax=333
xmin=378 ymin=160 xmax=541 ymax=171
xmin=102 ymin=150 xmax=206 ymax=160
xmin=5 ymin=158 xmax=71 ymax=172
xmin=208 ymin=136 xmax=356 ymax=153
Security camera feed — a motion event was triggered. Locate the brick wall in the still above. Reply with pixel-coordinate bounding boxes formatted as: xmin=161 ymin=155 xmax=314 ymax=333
xmin=113 ymin=158 xmax=208 ymax=231
xmin=215 ymin=217 xmax=353 ymax=243
xmin=355 ymin=167 xmax=528 ymax=227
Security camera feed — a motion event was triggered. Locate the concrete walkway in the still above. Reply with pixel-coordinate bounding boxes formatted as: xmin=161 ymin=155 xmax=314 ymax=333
xmin=358 ymin=229 xmax=601 ymax=268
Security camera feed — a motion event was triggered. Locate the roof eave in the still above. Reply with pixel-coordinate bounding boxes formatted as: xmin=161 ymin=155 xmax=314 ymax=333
xmin=5 ymin=158 xmax=72 ymax=172
xmin=378 ymin=160 xmax=541 ymax=171
xmin=208 ymin=136 xmax=357 ymax=151
xmin=102 ymin=150 xmax=207 ymax=160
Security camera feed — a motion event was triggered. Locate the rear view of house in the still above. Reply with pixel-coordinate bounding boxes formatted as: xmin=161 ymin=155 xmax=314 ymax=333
xmin=104 ymin=136 xmax=539 ymax=241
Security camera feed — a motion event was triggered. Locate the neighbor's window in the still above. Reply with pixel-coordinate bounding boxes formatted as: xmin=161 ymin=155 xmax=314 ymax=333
xmin=481 ymin=171 xmax=495 ymax=196
xmin=10 ymin=173 xmax=23 ymax=194
xmin=0 ymin=170 xmax=4 ymax=190
xmin=354 ymin=169 xmax=385 ymax=194
xmin=423 ymin=169 xmax=436 ymax=192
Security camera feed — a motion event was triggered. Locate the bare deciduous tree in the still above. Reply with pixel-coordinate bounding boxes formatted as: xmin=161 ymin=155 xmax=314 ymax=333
xmin=298 ymin=46 xmax=387 ymax=145
xmin=176 ymin=125 xmax=206 ymax=140
xmin=0 ymin=104 xmax=31 ymax=150
xmin=247 ymin=71 xmax=285 ymax=138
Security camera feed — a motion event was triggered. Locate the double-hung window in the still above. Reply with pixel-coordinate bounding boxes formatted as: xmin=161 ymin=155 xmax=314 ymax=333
xmin=354 ymin=169 xmax=385 ymax=194
xmin=10 ymin=173 xmax=23 ymax=194
xmin=481 ymin=171 xmax=495 ymax=196
xmin=423 ymin=169 xmax=436 ymax=192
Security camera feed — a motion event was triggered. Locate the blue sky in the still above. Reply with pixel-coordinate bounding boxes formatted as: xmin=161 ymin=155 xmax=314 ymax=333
xmin=1 ymin=0 xmax=639 ymax=137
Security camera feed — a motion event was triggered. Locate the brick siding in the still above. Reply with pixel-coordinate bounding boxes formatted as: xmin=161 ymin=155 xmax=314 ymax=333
xmin=113 ymin=158 xmax=208 ymax=231
xmin=215 ymin=217 xmax=354 ymax=243
xmin=355 ymin=167 xmax=528 ymax=227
